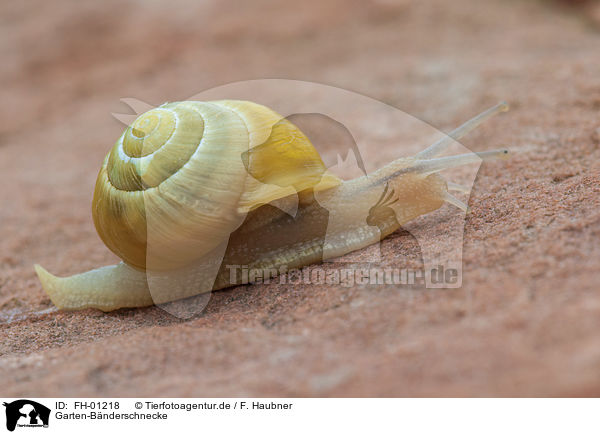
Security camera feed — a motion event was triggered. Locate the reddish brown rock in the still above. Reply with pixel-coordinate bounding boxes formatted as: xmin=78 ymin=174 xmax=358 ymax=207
xmin=0 ymin=0 xmax=599 ymax=396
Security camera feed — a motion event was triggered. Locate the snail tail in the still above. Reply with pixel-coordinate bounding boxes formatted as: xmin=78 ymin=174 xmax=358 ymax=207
xmin=34 ymin=263 xmax=153 ymax=311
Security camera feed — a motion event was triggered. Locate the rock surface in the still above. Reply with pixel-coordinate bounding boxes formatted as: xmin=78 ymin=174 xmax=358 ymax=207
xmin=0 ymin=0 xmax=599 ymax=396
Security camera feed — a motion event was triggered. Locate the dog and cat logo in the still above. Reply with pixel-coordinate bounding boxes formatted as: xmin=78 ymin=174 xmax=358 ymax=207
xmin=2 ymin=400 xmax=50 ymax=431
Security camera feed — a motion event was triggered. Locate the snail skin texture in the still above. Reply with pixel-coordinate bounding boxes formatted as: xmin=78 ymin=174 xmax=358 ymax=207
xmin=34 ymin=100 xmax=509 ymax=311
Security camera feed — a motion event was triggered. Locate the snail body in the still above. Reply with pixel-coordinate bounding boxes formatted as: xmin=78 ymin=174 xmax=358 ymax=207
xmin=35 ymin=100 xmax=509 ymax=311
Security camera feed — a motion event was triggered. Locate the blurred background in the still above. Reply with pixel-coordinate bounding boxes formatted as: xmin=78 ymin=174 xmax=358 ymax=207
xmin=1 ymin=0 xmax=599 ymax=396
xmin=2 ymin=0 xmax=599 ymax=138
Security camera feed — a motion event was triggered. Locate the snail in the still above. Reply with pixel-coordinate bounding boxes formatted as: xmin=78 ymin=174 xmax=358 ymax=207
xmin=34 ymin=100 xmax=509 ymax=311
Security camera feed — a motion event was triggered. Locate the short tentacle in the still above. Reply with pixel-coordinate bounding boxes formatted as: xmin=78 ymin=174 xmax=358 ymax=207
xmin=447 ymin=181 xmax=470 ymax=193
xmin=443 ymin=192 xmax=469 ymax=213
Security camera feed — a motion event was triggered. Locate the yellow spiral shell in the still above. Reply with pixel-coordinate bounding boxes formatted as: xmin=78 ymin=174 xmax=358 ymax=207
xmin=92 ymin=100 xmax=341 ymax=271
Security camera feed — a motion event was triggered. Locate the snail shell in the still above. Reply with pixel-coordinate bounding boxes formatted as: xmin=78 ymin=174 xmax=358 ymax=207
xmin=93 ymin=100 xmax=340 ymax=271
xmin=35 ymin=100 xmax=509 ymax=311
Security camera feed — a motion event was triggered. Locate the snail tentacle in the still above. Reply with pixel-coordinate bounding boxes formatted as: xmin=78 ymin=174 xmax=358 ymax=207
xmin=416 ymin=101 xmax=509 ymax=159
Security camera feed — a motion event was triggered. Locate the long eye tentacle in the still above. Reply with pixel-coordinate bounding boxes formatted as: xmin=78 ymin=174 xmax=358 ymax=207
xmin=414 ymin=148 xmax=509 ymax=176
xmin=416 ymin=101 xmax=509 ymax=159
xmin=375 ymin=148 xmax=509 ymax=187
